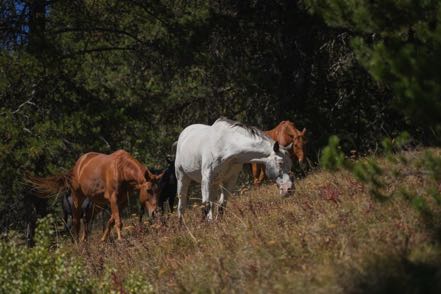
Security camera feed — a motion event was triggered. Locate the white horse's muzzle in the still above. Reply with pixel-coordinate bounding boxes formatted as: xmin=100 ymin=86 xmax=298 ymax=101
xmin=276 ymin=174 xmax=294 ymax=196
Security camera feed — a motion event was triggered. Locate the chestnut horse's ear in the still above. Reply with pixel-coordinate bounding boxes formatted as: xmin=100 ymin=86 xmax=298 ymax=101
xmin=301 ymin=128 xmax=306 ymax=135
xmin=145 ymin=169 xmax=163 ymax=182
xmin=155 ymin=171 xmax=165 ymax=181
xmin=145 ymin=169 xmax=153 ymax=181
xmin=273 ymin=141 xmax=280 ymax=153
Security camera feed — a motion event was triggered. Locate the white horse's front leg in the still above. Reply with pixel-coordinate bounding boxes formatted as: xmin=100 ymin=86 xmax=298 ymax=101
xmin=201 ymin=175 xmax=219 ymax=221
xmin=201 ymin=176 xmax=212 ymax=220
xmin=177 ymin=174 xmax=190 ymax=221
xmin=218 ymin=169 xmax=240 ymax=217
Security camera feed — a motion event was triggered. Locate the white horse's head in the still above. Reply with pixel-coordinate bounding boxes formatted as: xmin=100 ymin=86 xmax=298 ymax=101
xmin=263 ymin=142 xmax=294 ymax=196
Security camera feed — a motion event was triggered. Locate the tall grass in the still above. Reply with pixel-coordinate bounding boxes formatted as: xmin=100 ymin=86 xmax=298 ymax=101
xmin=63 ymin=149 xmax=441 ymax=293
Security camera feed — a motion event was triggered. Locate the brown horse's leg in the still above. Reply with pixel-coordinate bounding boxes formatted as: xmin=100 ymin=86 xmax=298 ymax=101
xmin=252 ymin=163 xmax=265 ymax=186
xmin=257 ymin=164 xmax=266 ymax=184
xmin=251 ymin=163 xmax=259 ymax=185
xmin=109 ymin=192 xmax=123 ymax=240
xmin=101 ymin=215 xmax=114 ymax=242
xmin=80 ymin=219 xmax=88 ymax=242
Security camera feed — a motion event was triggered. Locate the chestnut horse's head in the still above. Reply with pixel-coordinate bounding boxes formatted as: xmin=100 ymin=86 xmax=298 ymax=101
xmin=138 ymin=170 xmax=163 ymax=218
xmin=283 ymin=121 xmax=306 ymax=164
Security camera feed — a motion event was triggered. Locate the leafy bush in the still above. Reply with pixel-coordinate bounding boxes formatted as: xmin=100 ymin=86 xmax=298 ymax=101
xmin=0 ymin=215 xmax=94 ymax=293
xmin=0 ymin=215 xmax=155 ymax=293
xmin=320 ymin=134 xmax=441 ymax=217
xmin=93 ymin=265 xmax=153 ymax=294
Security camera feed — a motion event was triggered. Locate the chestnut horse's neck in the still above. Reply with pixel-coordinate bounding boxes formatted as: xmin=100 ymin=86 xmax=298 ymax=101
xmin=114 ymin=151 xmax=147 ymax=185
xmin=265 ymin=121 xmax=293 ymax=143
xmin=264 ymin=121 xmax=305 ymax=163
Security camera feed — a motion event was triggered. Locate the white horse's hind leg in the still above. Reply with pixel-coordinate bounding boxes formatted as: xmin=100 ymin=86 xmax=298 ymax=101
xmin=177 ymin=175 xmax=190 ymax=220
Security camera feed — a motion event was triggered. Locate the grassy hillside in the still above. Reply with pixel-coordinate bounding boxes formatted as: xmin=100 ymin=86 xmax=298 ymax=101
xmin=63 ymin=149 xmax=441 ymax=293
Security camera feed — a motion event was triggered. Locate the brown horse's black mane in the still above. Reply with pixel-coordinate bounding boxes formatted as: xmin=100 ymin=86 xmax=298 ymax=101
xmin=215 ymin=117 xmax=266 ymax=138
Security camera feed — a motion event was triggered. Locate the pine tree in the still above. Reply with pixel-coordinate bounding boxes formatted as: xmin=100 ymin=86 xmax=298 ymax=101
xmin=306 ymin=0 xmax=441 ymax=136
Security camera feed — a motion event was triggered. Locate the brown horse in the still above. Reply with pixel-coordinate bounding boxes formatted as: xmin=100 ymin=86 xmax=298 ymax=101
xmin=28 ymin=150 xmax=162 ymax=241
xmin=251 ymin=120 xmax=306 ymax=185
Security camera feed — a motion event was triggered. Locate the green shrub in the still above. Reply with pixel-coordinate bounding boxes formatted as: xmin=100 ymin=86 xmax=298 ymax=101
xmin=95 ymin=266 xmax=154 ymax=294
xmin=320 ymin=134 xmax=441 ymax=214
xmin=0 ymin=215 xmax=94 ymax=293
xmin=0 ymin=215 xmax=156 ymax=293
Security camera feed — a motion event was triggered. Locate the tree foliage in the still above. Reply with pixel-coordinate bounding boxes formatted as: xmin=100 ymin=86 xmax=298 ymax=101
xmin=309 ymin=0 xmax=441 ymax=223
xmin=0 ymin=0 xmax=428 ymax=230
xmin=307 ymin=0 xmax=441 ymax=132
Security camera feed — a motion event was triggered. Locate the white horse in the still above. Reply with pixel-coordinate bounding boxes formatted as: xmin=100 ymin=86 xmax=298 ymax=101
xmin=175 ymin=117 xmax=293 ymax=220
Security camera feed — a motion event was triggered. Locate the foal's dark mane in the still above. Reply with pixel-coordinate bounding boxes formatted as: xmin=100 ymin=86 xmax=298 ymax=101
xmin=215 ymin=117 xmax=267 ymax=138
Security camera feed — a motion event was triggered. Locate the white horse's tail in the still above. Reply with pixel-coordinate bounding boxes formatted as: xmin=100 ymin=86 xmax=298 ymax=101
xmin=171 ymin=141 xmax=178 ymax=155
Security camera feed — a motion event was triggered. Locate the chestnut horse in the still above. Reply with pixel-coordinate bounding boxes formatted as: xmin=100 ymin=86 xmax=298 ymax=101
xmin=28 ymin=150 xmax=161 ymax=241
xmin=251 ymin=120 xmax=306 ymax=186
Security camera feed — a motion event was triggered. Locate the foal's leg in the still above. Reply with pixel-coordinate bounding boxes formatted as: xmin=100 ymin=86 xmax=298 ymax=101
xmin=63 ymin=209 xmax=69 ymax=233
xmin=81 ymin=201 xmax=94 ymax=241
xmin=62 ymin=193 xmax=72 ymax=233
xmin=71 ymin=191 xmax=84 ymax=242
xmin=139 ymin=205 xmax=145 ymax=223
xmin=169 ymin=190 xmax=176 ymax=213
xmin=158 ymin=190 xmax=167 ymax=214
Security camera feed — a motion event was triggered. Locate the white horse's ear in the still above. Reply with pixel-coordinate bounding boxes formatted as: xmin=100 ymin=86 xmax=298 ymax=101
xmin=273 ymin=142 xmax=279 ymax=152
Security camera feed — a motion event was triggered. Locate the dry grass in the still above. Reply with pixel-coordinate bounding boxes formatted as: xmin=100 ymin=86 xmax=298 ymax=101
xmin=65 ymin=149 xmax=441 ymax=293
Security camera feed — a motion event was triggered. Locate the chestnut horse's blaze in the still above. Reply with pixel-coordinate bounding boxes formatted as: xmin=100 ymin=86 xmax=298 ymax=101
xmin=251 ymin=120 xmax=306 ymax=186
xmin=28 ymin=150 xmax=162 ymax=241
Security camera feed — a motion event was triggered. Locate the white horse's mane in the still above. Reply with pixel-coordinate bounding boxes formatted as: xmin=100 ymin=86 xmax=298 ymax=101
xmin=213 ymin=117 xmax=270 ymax=140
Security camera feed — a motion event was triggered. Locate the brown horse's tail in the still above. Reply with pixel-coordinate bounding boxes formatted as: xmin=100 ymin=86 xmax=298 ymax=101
xmin=25 ymin=171 xmax=72 ymax=198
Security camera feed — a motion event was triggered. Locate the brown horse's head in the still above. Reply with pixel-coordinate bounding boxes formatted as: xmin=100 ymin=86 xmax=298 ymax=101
xmin=284 ymin=121 xmax=306 ymax=164
xmin=138 ymin=171 xmax=163 ymax=218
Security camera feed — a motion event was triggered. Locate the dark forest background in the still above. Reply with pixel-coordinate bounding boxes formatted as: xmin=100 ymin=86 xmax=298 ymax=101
xmin=1 ymin=0 xmax=440 ymax=231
